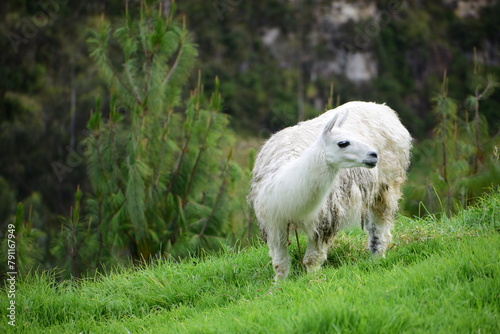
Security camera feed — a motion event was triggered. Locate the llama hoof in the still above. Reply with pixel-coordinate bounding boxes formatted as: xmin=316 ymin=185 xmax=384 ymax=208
xmin=273 ymin=270 xmax=289 ymax=282
xmin=273 ymin=264 xmax=290 ymax=281
xmin=370 ymin=251 xmax=386 ymax=260
xmin=304 ymin=261 xmax=322 ymax=273
xmin=274 ymin=275 xmax=286 ymax=282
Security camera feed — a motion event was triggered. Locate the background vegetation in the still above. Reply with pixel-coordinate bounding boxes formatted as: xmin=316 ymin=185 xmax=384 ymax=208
xmin=1 ymin=0 xmax=499 ymax=278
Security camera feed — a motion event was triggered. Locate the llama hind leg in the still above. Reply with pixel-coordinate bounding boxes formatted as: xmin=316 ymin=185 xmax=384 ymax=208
xmin=267 ymin=227 xmax=291 ymax=281
xmin=366 ymin=185 xmax=399 ymax=257
xmin=366 ymin=179 xmax=402 ymax=257
xmin=365 ymin=211 xmax=393 ymax=257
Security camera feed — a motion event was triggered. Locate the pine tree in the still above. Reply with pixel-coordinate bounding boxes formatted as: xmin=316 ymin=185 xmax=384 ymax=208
xmin=75 ymin=1 xmax=246 ymax=269
xmin=404 ymin=61 xmax=499 ymax=217
xmin=51 ymin=187 xmax=95 ymax=278
xmin=0 ymin=202 xmax=44 ymax=278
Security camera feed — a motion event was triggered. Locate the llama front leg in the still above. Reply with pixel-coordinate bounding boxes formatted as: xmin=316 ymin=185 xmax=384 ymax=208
xmin=267 ymin=227 xmax=291 ymax=281
xmin=303 ymin=215 xmax=338 ymax=272
xmin=304 ymin=238 xmax=328 ymax=273
xmin=303 ymin=236 xmax=329 ymax=273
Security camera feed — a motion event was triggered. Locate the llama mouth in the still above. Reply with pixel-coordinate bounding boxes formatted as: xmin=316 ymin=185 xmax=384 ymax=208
xmin=363 ymin=160 xmax=378 ymax=168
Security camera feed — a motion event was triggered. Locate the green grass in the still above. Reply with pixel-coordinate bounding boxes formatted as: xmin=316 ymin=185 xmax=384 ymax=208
xmin=2 ymin=190 xmax=499 ymax=333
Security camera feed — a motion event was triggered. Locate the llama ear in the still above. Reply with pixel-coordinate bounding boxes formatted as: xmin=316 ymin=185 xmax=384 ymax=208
xmin=322 ymin=113 xmax=339 ymax=136
xmin=322 ymin=110 xmax=349 ymax=137
xmin=336 ymin=110 xmax=349 ymax=128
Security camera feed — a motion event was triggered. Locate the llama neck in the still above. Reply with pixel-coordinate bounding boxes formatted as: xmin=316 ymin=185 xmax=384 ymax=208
xmin=273 ymin=140 xmax=339 ymax=222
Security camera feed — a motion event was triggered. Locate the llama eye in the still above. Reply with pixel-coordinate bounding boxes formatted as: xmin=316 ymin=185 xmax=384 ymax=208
xmin=337 ymin=141 xmax=350 ymax=148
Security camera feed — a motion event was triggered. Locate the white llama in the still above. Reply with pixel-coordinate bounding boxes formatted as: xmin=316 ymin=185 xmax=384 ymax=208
xmin=248 ymin=101 xmax=412 ymax=280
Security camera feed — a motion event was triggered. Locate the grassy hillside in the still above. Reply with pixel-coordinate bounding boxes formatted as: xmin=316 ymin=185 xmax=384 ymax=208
xmin=1 ymin=190 xmax=499 ymax=333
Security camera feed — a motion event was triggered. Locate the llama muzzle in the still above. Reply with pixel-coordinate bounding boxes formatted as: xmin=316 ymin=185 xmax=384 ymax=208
xmin=363 ymin=151 xmax=378 ymax=168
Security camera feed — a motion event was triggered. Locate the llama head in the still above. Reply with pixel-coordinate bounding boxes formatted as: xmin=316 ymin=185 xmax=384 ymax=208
xmin=321 ymin=111 xmax=379 ymax=169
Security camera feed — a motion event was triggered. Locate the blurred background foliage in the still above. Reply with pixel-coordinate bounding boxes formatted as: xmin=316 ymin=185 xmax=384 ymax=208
xmin=0 ymin=0 xmax=499 ymax=278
